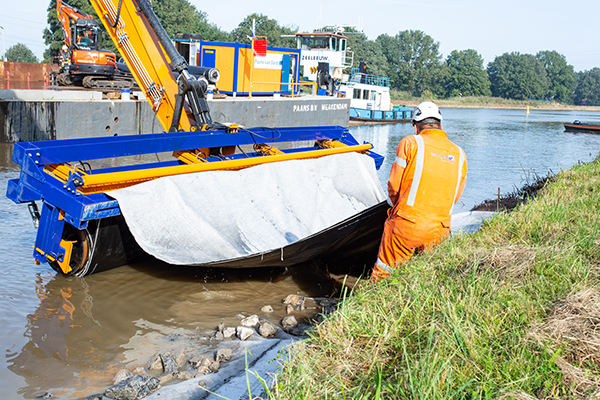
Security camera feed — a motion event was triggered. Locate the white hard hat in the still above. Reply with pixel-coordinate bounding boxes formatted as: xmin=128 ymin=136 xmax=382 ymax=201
xmin=412 ymin=101 xmax=442 ymax=123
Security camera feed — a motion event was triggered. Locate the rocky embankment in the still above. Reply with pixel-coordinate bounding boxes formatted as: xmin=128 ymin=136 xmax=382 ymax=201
xmin=81 ymin=294 xmax=339 ymax=400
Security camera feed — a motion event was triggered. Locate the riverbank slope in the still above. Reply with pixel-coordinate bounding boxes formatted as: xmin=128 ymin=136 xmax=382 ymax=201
xmin=273 ymin=157 xmax=600 ymax=398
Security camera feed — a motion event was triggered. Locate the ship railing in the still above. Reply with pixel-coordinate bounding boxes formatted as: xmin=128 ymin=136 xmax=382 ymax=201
xmin=349 ymin=68 xmax=390 ymax=87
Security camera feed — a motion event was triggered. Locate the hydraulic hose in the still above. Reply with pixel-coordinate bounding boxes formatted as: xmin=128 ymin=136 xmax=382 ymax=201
xmin=135 ymin=0 xmax=188 ymax=73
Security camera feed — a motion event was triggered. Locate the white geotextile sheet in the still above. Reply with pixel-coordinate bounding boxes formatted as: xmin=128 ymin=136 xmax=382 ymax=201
xmin=110 ymin=152 xmax=386 ymax=265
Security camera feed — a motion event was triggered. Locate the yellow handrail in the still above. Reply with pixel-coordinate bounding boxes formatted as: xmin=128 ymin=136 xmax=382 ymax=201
xmin=77 ymin=143 xmax=372 ymax=194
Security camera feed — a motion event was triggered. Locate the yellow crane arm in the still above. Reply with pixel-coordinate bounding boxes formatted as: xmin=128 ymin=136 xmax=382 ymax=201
xmin=88 ymin=0 xmax=195 ymax=132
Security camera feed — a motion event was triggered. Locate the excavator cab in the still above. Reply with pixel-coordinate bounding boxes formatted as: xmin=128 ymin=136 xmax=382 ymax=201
xmin=73 ymin=19 xmax=99 ymax=50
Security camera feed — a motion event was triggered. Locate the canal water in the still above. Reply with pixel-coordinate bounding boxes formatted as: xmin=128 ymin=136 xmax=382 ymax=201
xmin=1 ymin=108 xmax=600 ymax=399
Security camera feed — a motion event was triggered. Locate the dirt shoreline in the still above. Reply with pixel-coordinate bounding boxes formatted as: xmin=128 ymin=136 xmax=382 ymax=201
xmin=393 ymin=99 xmax=600 ymax=112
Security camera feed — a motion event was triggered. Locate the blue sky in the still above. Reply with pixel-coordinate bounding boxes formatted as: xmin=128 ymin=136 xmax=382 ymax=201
xmin=2 ymin=0 xmax=599 ymax=72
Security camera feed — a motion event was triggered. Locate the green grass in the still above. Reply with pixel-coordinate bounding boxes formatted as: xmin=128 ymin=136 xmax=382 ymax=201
xmin=272 ymin=158 xmax=600 ymax=399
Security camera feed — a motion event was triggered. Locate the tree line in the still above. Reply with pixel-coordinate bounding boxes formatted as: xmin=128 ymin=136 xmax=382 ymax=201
xmin=8 ymin=0 xmax=597 ymax=105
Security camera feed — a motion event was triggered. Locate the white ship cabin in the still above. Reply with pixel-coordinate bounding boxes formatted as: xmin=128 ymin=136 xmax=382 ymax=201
xmin=339 ymin=68 xmax=392 ymax=111
xmin=296 ymin=31 xmax=354 ymax=81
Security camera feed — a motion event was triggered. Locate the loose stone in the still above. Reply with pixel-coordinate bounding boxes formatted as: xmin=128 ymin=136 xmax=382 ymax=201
xmin=132 ymin=366 xmax=149 ymax=376
xmin=113 ymin=369 xmax=134 ymax=385
xmin=208 ymin=361 xmax=220 ymax=372
xmin=169 ymin=348 xmax=187 ymax=369
xmin=215 ymin=348 xmax=233 ymax=362
xmin=212 ymin=330 xmax=224 ymax=341
xmin=104 ymin=375 xmax=160 ymax=400
xmin=261 ymin=305 xmax=274 ymax=313
xmin=177 ymin=371 xmax=196 ymax=381
xmin=283 ymin=294 xmax=305 ymax=310
xmin=290 ymin=323 xmax=312 ymax=337
xmin=236 ymin=326 xmax=254 ymax=341
xmin=223 ymin=327 xmax=236 ymax=338
xmin=217 ymin=322 xmax=225 ymax=332
xmin=281 ymin=315 xmax=298 ymax=331
xmin=258 ymin=320 xmax=277 ymax=338
xmin=160 ymin=353 xmax=178 ymax=374
xmin=146 ymin=353 xmax=163 ymax=371
xmin=286 ymin=304 xmax=294 ymax=314
xmin=241 ymin=314 xmax=259 ymax=327
xmin=158 ymin=372 xmax=177 ymax=385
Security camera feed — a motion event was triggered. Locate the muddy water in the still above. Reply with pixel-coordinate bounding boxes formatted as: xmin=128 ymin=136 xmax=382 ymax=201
xmin=2 ymin=108 xmax=600 ymax=398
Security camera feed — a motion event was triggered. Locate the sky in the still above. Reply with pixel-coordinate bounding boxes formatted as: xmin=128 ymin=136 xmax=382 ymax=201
xmin=1 ymin=0 xmax=599 ymax=72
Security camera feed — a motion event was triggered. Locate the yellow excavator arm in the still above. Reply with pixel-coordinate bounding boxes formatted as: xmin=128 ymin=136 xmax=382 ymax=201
xmin=89 ymin=0 xmax=204 ymax=132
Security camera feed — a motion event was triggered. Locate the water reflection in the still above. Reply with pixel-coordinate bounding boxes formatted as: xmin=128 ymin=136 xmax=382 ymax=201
xmin=6 ymin=260 xmax=337 ymax=398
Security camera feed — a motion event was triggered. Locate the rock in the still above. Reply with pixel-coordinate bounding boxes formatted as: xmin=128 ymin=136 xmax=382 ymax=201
xmin=169 ymin=348 xmax=187 ymax=370
xmin=132 ymin=366 xmax=149 ymax=376
xmin=289 ymin=323 xmax=312 ymax=337
xmin=241 ymin=314 xmax=259 ymax=327
xmin=208 ymin=361 xmax=220 ymax=372
xmin=113 ymin=369 xmax=134 ymax=385
xmin=37 ymin=393 xmax=53 ymax=399
xmin=158 ymin=372 xmax=177 ymax=385
xmin=303 ymin=297 xmax=319 ymax=310
xmin=323 ymin=305 xmax=337 ymax=315
xmin=315 ymin=297 xmax=338 ymax=307
xmin=177 ymin=370 xmax=196 ymax=381
xmin=283 ymin=294 xmax=305 ymax=310
xmin=195 ymin=356 xmax=213 ymax=375
xmin=212 ymin=330 xmax=224 ymax=341
xmin=188 ymin=354 xmax=213 ymax=369
xmin=261 ymin=305 xmax=274 ymax=313
xmin=146 ymin=353 xmax=163 ymax=371
xmin=236 ymin=326 xmax=254 ymax=341
xmin=105 ymin=375 xmax=160 ymax=400
xmin=217 ymin=322 xmax=225 ymax=332
xmin=258 ymin=320 xmax=277 ymax=338
xmin=281 ymin=315 xmax=298 ymax=331
xmin=215 ymin=348 xmax=233 ymax=363
xmin=286 ymin=304 xmax=294 ymax=314
xmin=86 ymin=394 xmax=103 ymax=400
xmin=198 ymin=380 xmax=207 ymax=388
xmin=223 ymin=327 xmax=236 ymax=338
xmin=160 ymin=353 xmax=178 ymax=374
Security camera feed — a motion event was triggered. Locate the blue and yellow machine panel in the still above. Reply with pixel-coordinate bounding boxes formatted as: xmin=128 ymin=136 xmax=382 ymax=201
xmin=198 ymin=41 xmax=301 ymax=96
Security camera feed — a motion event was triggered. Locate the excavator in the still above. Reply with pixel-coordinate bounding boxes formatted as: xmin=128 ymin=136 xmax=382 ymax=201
xmin=54 ymin=0 xmax=132 ymax=88
xmin=6 ymin=0 xmax=387 ymax=276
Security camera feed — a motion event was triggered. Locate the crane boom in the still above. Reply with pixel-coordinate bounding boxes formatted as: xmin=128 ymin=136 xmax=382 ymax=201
xmin=57 ymin=0 xmax=93 ymax=48
xmin=89 ymin=0 xmax=212 ymax=132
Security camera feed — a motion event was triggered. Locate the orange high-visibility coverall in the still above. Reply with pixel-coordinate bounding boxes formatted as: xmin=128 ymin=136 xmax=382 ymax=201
xmin=373 ymin=128 xmax=467 ymax=279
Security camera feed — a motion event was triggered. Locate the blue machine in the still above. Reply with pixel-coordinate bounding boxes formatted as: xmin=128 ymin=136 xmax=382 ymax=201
xmin=7 ymin=126 xmax=383 ymax=276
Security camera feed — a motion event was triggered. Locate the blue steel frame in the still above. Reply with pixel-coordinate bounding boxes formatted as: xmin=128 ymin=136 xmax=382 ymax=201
xmin=6 ymin=126 xmax=383 ymax=266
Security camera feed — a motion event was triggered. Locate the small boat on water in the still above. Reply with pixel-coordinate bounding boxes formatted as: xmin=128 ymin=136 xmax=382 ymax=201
xmin=564 ymin=120 xmax=600 ymax=133
xmin=339 ymin=68 xmax=413 ymax=125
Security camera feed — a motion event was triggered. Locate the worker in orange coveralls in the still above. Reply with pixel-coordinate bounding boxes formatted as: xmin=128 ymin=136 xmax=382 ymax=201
xmin=372 ymin=101 xmax=467 ymax=281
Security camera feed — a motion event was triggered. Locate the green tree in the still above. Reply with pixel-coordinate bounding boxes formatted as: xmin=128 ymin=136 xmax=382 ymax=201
xmin=574 ymin=68 xmax=600 ymax=105
xmin=5 ymin=43 xmax=39 ymax=63
xmin=444 ymin=49 xmax=491 ymax=97
xmin=535 ymin=50 xmax=577 ymax=104
xmin=151 ymin=0 xmax=230 ymax=42
xmin=345 ymin=32 xmax=388 ymax=78
xmin=230 ymin=14 xmax=297 ymax=48
xmin=487 ymin=52 xmax=548 ymax=100
xmin=376 ymin=30 xmax=446 ymax=97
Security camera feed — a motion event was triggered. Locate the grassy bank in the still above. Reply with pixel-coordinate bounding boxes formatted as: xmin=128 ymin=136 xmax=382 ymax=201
xmin=391 ymin=92 xmax=600 ymax=112
xmin=273 ymin=157 xmax=600 ymax=399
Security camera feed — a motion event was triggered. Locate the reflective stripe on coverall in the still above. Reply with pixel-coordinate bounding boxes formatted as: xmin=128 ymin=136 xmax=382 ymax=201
xmin=373 ymin=128 xmax=467 ymax=279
